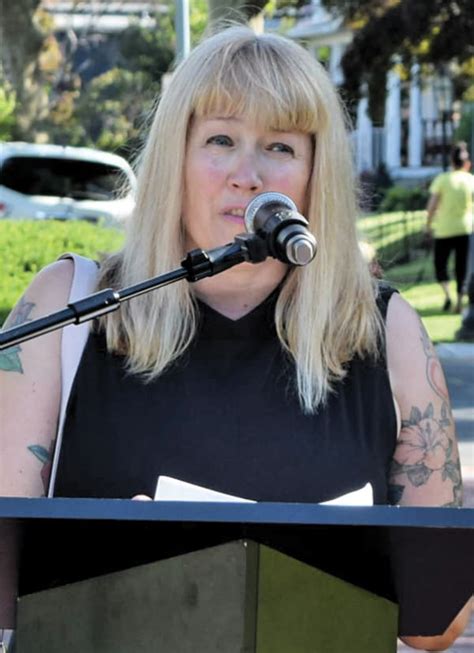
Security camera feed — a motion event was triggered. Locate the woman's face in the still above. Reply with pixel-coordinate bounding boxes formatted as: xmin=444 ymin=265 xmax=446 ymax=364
xmin=182 ymin=114 xmax=314 ymax=252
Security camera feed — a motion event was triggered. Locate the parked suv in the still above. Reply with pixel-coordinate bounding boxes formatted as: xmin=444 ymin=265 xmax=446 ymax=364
xmin=0 ymin=142 xmax=136 ymax=224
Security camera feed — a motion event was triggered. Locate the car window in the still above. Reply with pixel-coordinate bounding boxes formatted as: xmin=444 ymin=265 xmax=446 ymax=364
xmin=0 ymin=156 xmax=130 ymax=201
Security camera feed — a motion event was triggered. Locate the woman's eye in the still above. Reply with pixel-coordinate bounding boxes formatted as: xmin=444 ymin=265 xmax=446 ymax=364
xmin=207 ymin=134 xmax=233 ymax=146
xmin=268 ymin=142 xmax=294 ymax=155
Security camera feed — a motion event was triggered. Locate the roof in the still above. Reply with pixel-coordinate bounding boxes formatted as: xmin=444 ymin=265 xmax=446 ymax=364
xmin=0 ymin=142 xmax=133 ymax=173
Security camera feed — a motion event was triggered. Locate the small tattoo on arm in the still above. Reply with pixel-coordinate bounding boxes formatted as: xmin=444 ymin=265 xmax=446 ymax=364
xmin=28 ymin=441 xmax=55 ymax=495
xmin=419 ymin=321 xmax=449 ymax=401
xmin=0 ymin=297 xmax=36 ymax=374
xmin=388 ymin=402 xmax=462 ymax=506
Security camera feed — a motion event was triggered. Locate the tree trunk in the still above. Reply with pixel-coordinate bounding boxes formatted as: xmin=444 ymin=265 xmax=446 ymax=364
xmin=0 ymin=0 xmax=48 ymax=137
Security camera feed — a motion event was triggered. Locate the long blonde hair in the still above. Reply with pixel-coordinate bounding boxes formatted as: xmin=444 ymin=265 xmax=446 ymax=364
xmin=98 ymin=26 xmax=382 ymax=412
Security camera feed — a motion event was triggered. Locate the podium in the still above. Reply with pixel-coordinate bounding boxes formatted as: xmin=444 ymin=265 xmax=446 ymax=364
xmin=1 ymin=498 xmax=473 ymax=652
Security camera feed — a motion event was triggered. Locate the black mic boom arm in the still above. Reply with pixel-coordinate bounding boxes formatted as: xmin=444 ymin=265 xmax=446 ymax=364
xmin=0 ymin=234 xmax=268 ymax=350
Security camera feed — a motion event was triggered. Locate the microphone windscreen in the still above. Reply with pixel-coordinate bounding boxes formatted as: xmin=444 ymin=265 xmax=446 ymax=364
xmin=244 ymin=192 xmax=297 ymax=233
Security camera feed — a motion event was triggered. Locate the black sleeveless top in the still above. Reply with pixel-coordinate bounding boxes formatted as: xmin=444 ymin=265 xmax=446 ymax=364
xmin=54 ymin=286 xmax=398 ymax=504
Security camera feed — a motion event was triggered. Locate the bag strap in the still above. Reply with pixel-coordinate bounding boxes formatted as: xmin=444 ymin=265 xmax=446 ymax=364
xmin=47 ymin=253 xmax=99 ymax=497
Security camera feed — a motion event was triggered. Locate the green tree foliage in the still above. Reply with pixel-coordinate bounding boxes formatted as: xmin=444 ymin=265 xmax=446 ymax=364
xmin=0 ymin=1 xmax=209 ymax=148
xmin=0 ymin=2 xmax=65 ymax=138
xmin=0 ymin=82 xmax=17 ymax=140
xmin=45 ymin=1 xmax=209 ymax=153
xmin=119 ymin=17 xmax=175 ymax=82
xmin=454 ymin=103 xmax=474 ymax=154
xmin=321 ymin=0 xmax=474 ymax=123
xmin=74 ymin=68 xmax=157 ymax=155
xmin=190 ymin=0 xmax=210 ymax=44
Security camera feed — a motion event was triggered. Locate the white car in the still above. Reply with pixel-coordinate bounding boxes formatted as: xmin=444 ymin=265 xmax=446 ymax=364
xmin=0 ymin=142 xmax=136 ymax=224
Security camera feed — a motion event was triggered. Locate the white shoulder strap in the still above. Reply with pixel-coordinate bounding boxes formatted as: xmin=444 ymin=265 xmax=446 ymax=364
xmin=47 ymin=252 xmax=99 ymax=497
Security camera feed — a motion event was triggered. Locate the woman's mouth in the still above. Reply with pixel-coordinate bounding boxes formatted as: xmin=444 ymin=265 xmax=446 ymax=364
xmin=222 ymin=208 xmax=246 ymax=225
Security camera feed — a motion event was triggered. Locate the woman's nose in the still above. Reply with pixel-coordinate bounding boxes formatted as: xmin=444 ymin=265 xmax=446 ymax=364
xmin=227 ymin=151 xmax=263 ymax=192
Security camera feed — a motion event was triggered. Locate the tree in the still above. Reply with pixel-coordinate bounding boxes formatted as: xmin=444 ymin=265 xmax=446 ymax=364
xmin=52 ymin=2 xmax=209 ymax=154
xmin=321 ymin=0 xmax=474 ymax=123
xmin=0 ymin=1 xmax=64 ymax=137
xmin=0 ymin=86 xmax=17 ymax=141
xmin=119 ymin=18 xmax=175 ymax=82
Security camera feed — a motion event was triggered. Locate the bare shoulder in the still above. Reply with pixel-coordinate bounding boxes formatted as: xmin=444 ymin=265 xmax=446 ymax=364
xmin=5 ymin=258 xmax=75 ymax=328
xmin=0 ymin=258 xmax=75 ymax=497
xmin=385 ymin=291 xmax=423 ymax=356
xmin=385 ymin=292 xmax=449 ymax=405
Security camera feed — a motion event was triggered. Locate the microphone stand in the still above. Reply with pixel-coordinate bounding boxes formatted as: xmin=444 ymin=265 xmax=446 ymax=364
xmin=0 ymin=233 xmax=268 ymax=350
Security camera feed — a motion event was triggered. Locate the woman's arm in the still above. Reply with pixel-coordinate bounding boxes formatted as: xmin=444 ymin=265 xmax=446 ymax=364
xmin=0 ymin=258 xmax=74 ymax=627
xmin=386 ymin=292 xmax=472 ymax=650
xmin=426 ymin=193 xmax=440 ymax=233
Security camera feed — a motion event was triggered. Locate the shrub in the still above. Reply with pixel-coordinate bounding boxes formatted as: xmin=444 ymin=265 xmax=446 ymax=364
xmin=0 ymin=220 xmax=124 ymax=325
xmin=379 ymin=185 xmax=429 ymax=212
xmin=358 ymin=163 xmax=393 ymax=212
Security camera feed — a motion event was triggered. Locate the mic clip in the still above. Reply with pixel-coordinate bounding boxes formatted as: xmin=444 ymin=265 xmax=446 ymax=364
xmin=182 ymin=234 xmax=269 ymax=282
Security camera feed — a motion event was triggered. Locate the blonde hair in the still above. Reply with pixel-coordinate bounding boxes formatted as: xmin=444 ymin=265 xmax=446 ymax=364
xmin=98 ymin=26 xmax=382 ymax=412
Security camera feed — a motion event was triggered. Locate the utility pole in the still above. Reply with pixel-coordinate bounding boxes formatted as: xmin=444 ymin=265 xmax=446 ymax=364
xmin=175 ymin=0 xmax=191 ymax=65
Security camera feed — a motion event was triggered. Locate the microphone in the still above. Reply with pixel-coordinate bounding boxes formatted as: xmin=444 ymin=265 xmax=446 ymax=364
xmin=244 ymin=192 xmax=317 ymax=266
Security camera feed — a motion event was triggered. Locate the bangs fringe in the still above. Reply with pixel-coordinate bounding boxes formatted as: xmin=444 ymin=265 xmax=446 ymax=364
xmin=192 ymin=39 xmax=321 ymax=134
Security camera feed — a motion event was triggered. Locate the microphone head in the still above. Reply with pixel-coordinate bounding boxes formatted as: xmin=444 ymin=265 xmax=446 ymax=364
xmin=244 ymin=192 xmax=297 ymax=233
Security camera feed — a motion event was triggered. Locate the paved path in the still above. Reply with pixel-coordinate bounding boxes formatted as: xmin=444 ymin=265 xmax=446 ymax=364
xmin=437 ymin=344 xmax=474 ymax=483
xmin=398 ymin=343 xmax=473 ymax=652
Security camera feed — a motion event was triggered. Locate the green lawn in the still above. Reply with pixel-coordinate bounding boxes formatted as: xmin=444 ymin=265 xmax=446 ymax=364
xmin=384 ymin=255 xmax=465 ymax=343
xmin=358 ymin=211 xmax=468 ymax=343
xmin=358 ymin=210 xmax=425 ymax=268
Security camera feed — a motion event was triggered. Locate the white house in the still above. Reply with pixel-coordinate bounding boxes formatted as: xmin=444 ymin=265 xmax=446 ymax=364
xmin=284 ymin=0 xmax=456 ymax=183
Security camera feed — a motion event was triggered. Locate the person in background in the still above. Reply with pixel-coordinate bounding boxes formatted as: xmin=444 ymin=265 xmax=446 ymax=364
xmin=1 ymin=26 xmax=471 ymax=649
xmin=426 ymin=142 xmax=474 ymax=313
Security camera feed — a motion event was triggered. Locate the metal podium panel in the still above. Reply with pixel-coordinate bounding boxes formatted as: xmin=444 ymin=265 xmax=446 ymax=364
xmin=0 ymin=498 xmax=472 ymax=636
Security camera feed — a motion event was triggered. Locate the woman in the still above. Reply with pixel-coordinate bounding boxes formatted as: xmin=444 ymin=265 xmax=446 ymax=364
xmin=0 ymin=26 xmax=470 ymax=648
xmin=426 ymin=142 xmax=474 ymax=313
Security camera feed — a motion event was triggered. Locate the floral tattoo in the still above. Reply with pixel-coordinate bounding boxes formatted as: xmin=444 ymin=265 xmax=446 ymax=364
xmin=0 ymin=297 xmax=35 ymax=373
xmin=388 ymin=319 xmax=462 ymax=506
xmin=388 ymin=401 xmax=462 ymax=506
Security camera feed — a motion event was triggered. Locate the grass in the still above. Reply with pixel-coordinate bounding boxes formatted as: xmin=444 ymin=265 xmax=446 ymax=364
xmin=358 ymin=210 xmax=425 ymax=268
xmin=358 ymin=211 xmax=467 ymax=343
xmin=384 ymin=252 xmax=464 ymax=343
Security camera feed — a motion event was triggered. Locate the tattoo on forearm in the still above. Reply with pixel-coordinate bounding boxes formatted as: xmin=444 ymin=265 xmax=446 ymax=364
xmin=388 ymin=402 xmax=462 ymax=506
xmin=28 ymin=441 xmax=55 ymax=495
xmin=0 ymin=297 xmax=36 ymax=374
xmin=419 ymin=321 xmax=449 ymax=401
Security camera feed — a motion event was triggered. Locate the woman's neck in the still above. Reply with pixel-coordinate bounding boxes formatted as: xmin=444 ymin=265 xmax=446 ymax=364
xmin=192 ymin=259 xmax=287 ymax=320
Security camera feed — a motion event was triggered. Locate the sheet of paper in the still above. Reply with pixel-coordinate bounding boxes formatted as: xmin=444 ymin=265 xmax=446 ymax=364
xmin=155 ymin=476 xmax=255 ymax=502
xmin=320 ymin=482 xmax=373 ymax=506
xmin=155 ymin=476 xmax=373 ymax=506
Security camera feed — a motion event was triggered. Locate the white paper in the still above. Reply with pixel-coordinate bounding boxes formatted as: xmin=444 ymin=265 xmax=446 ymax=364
xmin=155 ymin=476 xmax=255 ymax=502
xmin=155 ymin=476 xmax=373 ymax=506
xmin=320 ymin=483 xmax=373 ymax=506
